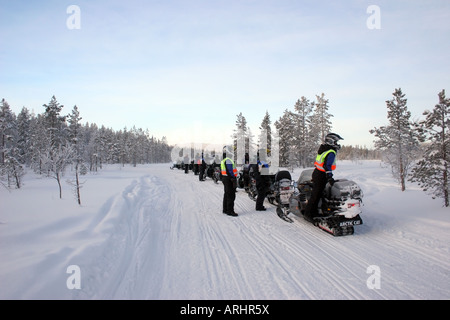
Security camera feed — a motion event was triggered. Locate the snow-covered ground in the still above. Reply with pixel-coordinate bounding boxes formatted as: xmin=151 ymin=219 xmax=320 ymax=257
xmin=1 ymin=160 xmax=449 ymax=300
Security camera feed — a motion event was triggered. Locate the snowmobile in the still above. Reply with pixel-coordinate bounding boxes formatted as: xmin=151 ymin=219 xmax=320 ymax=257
xmin=245 ymin=167 xmax=295 ymax=222
xmin=245 ymin=164 xmax=276 ymax=202
xmin=237 ymin=164 xmax=250 ymax=190
xmin=205 ymin=163 xmax=221 ymax=184
xmin=242 ymin=164 xmax=257 ymax=199
xmin=245 ymin=165 xmax=257 ymax=200
xmin=268 ymin=170 xmax=296 ymax=223
xmin=289 ymin=169 xmax=364 ymax=236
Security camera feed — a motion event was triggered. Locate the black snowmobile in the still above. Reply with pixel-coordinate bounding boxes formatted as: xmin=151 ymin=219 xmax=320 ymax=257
xmin=237 ymin=164 xmax=250 ymax=190
xmin=205 ymin=163 xmax=221 ymax=184
xmin=289 ymin=169 xmax=364 ymax=236
xmin=243 ymin=164 xmax=258 ymax=199
xmin=268 ymin=170 xmax=296 ymax=223
xmin=245 ymin=164 xmax=276 ymax=202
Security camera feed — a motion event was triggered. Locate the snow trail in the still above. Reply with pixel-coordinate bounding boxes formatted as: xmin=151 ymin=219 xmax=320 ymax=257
xmin=74 ymin=163 xmax=450 ymax=299
xmin=1 ymin=161 xmax=449 ymax=300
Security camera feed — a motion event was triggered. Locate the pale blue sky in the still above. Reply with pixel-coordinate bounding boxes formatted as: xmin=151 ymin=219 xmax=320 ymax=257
xmin=1 ymin=0 xmax=449 ymax=148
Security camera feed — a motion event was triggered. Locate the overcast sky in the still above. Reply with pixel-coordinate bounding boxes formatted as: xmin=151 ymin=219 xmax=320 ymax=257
xmin=1 ymin=0 xmax=449 ymax=148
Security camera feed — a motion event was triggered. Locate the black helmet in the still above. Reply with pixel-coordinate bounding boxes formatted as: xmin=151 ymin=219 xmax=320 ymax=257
xmin=325 ymin=133 xmax=343 ymax=149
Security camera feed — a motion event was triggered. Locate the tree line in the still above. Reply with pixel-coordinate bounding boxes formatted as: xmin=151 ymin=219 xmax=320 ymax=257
xmin=0 ymin=96 xmax=171 ymax=203
xmin=231 ymin=88 xmax=450 ymax=207
xmin=231 ymin=93 xmax=378 ymax=169
xmin=4 ymin=88 xmax=447 ymax=206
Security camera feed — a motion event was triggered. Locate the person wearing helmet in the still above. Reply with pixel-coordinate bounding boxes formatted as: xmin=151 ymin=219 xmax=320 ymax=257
xmin=221 ymin=146 xmax=239 ymax=217
xmin=304 ymin=133 xmax=343 ymax=223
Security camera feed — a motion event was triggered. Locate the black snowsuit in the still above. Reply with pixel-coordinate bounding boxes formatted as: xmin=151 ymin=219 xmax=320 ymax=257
xmin=222 ymin=158 xmax=237 ymax=215
xmin=304 ymin=144 xmax=337 ymax=219
xmin=255 ymin=165 xmax=271 ymax=210
xmin=183 ymin=155 xmax=189 ymax=174
xmin=199 ymin=158 xmax=206 ymax=181
xmin=222 ymin=176 xmax=236 ymax=214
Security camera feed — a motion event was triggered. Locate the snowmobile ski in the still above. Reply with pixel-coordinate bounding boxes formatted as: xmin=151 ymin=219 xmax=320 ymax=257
xmin=276 ymin=207 xmax=294 ymax=223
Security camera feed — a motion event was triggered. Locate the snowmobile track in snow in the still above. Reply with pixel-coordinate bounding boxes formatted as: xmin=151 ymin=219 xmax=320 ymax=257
xmin=75 ymin=165 xmax=450 ymax=299
xmin=3 ymin=163 xmax=448 ymax=299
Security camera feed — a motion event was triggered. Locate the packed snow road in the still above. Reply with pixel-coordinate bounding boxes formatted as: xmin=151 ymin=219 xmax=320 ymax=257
xmin=1 ymin=161 xmax=449 ymax=299
xmin=73 ymin=162 xmax=450 ymax=299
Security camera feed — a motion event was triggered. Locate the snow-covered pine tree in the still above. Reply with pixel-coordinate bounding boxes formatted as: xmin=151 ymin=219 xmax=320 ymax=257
xmin=85 ymin=123 xmax=102 ymax=171
xmin=311 ymin=93 xmax=333 ymax=145
xmin=43 ymin=96 xmax=67 ymax=148
xmin=16 ymin=107 xmax=32 ymax=166
xmin=233 ymin=112 xmax=250 ymax=164
xmin=370 ymin=88 xmax=420 ymax=191
xmin=67 ymin=105 xmax=86 ymax=205
xmin=28 ymin=113 xmax=48 ymax=174
xmin=0 ymin=99 xmax=15 ymax=166
xmin=130 ymin=126 xmax=139 ymax=167
xmin=41 ymin=96 xmax=72 ymax=198
xmin=118 ymin=127 xmax=131 ymax=167
xmin=409 ymin=89 xmax=450 ymax=206
xmin=0 ymin=99 xmax=24 ymax=189
xmin=98 ymin=125 xmax=114 ymax=165
xmin=275 ymin=109 xmax=296 ymax=167
xmin=157 ymin=136 xmax=172 ymax=163
xmin=259 ymin=111 xmax=272 ymax=157
xmin=293 ymin=97 xmax=315 ymax=167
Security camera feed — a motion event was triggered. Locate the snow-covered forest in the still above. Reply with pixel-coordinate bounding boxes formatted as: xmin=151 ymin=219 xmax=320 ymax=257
xmin=234 ymin=93 xmax=380 ymax=167
xmin=0 ymin=96 xmax=172 ymax=194
xmin=1 ymin=92 xmax=374 ymax=197
xmin=231 ymin=88 xmax=450 ymax=205
xmin=2 ymin=87 xmax=450 ymax=205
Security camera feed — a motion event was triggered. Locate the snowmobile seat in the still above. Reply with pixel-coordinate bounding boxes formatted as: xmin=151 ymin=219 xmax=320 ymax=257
xmin=275 ymin=170 xmax=291 ymax=182
xmin=326 ymin=179 xmax=362 ymax=201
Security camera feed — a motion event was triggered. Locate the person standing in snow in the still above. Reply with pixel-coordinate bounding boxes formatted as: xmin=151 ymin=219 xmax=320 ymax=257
xmin=183 ymin=154 xmax=190 ymax=174
xmin=199 ymin=152 xmax=206 ymax=181
xmin=255 ymin=156 xmax=271 ymax=211
xmin=242 ymin=152 xmax=251 ymax=191
xmin=304 ymin=133 xmax=343 ymax=223
xmin=221 ymin=146 xmax=238 ymax=217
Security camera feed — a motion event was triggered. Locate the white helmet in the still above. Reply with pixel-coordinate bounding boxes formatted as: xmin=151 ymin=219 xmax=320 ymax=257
xmin=222 ymin=145 xmax=234 ymax=159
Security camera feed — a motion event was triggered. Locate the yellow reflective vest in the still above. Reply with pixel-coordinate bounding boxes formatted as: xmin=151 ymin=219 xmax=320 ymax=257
xmin=314 ymin=149 xmax=337 ymax=173
xmin=221 ymin=158 xmax=238 ymax=177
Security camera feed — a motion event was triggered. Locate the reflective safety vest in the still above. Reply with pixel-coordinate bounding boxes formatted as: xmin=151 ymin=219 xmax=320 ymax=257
xmin=221 ymin=158 xmax=238 ymax=177
xmin=314 ymin=149 xmax=337 ymax=172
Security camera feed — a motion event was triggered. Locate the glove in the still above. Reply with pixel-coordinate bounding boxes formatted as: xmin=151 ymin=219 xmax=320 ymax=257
xmin=232 ymin=179 xmax=237 ymax=189
xmin=327 ymin=173 xmax=335 ymax=186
